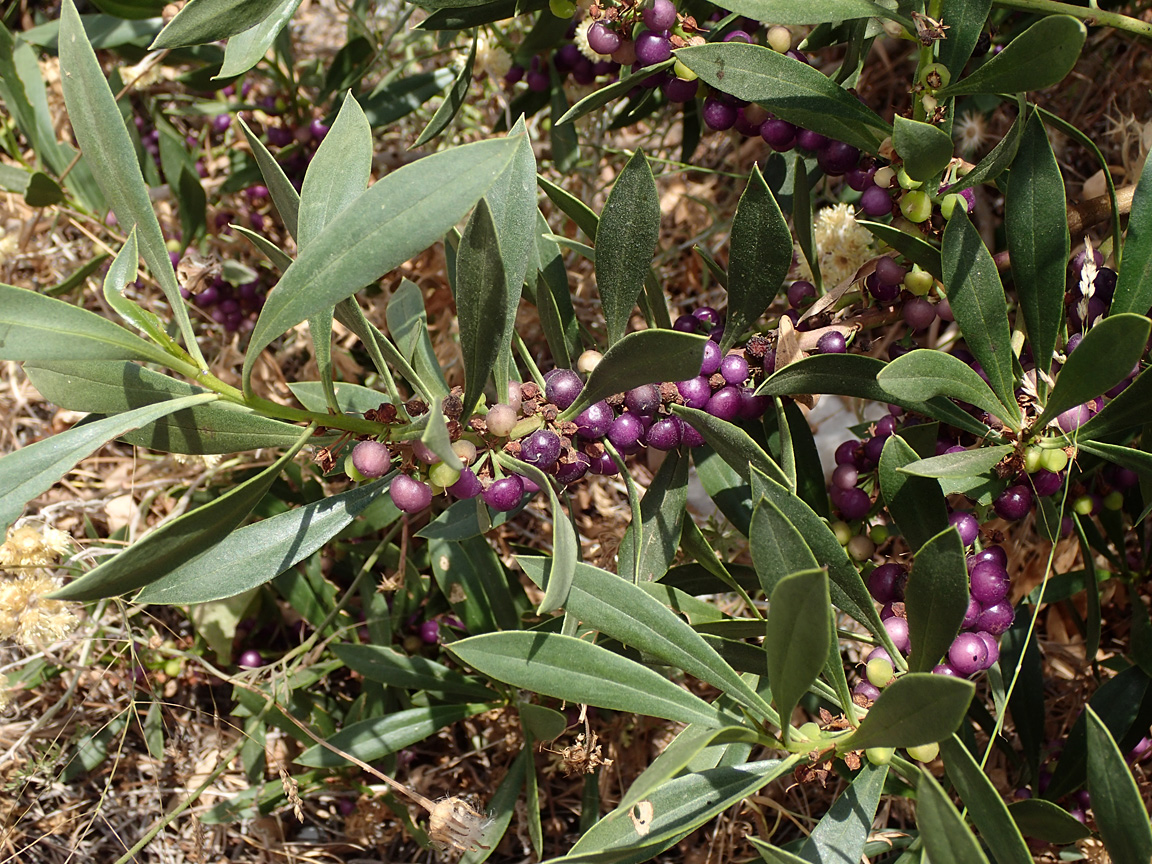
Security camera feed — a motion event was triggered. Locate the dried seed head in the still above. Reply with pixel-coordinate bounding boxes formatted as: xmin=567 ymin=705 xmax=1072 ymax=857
xmin=428 ymin=796 xmax=492 ymax=853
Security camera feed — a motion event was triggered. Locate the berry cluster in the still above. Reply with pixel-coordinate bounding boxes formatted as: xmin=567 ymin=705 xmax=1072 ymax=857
xmin=177 ymin=265 xmax=267 ymax=333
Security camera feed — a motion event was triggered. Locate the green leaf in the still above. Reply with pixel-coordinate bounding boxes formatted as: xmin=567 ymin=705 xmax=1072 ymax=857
xmin=905 ymin=526 xmax=969 ymax=672
xmin=939 ymin=15 xmax=1086 ymax=97
xmin=420 ymin=396 xmax=463 ymax=470
xmin=1080 ymin=365 xmax=1152 ymax=439
xmin=693 ymin=446 xmax=754 ymax=535
xmin=936 ymin=0 xmax=993 ymax=81
xmin=673 ymin=405 xmax=789 ymax=488
xmin=385 ymin=280 xmax=449 ymax=398
xmin=0 ymin=393 xmax=217 ymax=533
xmin=151 ymin=0 xmax=289 ymax=48
xmin=916 ymin=769 xmax=992 ymax=864
xmin=704 ymin=0 xmax=903 ymax=25
xmin=749 ymin=497 xmax=819 ymax=598
xmin=878 ymin=349 xmax=1011 ymax=426
xmin=557 ymin=59 xmax=675 ymax=126
xmin=135 ymin=479 xmax=389 ymax=604
xmin=897 ymin=445 xmax=1014 ymax=479
xmin=1006 ymin=110 xmax=1067 ymax=375
xmin=1114 ymin=149 xmax=1152 ymax=315
xmin=102 ymin=230 xmax=185 ymax=357
xmin=948 ymin=98 xmax=1028 ymax=194
xmin=941 ymin=212 xmax=1020 ymax=424
xmin=563 ymin=330 xmax=707 ymax=419
xmin=565 ymin=758 xmax=798 ymax=862
xmin=858 ymin=220 xmax=942 ymax=279
xmin=362 ymin=68 xmax=457 ymax=127
xmin=597 ymin=149 xmax=660 ymax=346
xmin=844 ymin=673 xmax=975 ymax=750
xmin=237 ymin=115 xmax=300 ymax=239
xmin=58 ymin=0 xmax=203 ymax=369
xmin=1035 ymin=313 xmax=1152 ymax=431
xmin=295 ymin=703 xmax=494 ymax=767
xmin=766 ymin=570 xmax=831 ymax=742
xmin=674 ymin=42 xmax=890 ymax=153
xmin=25 ymin=361 xmax=304 ymax=454
xmin=799 ymin=761 xmax=889 ymax=864
xmin=1086 ymin=706 xmax=1152 ymax=864
xmin=518 ymin=557 xmax=775 ymax=722
xmin=878 ymin=435 xmax=948 ymax=552
xmin=721 ymin=165 xmax=792 ymax=351
xmin=549 ymin=67 xmax=578 ymax=173
xmin=50 ymin=426 xmax=313 ymax=601
xmin=298 ymin=91 xmax=372 ymax=249
xmin=451 ymin=632 xmax=733 ymax=727
xmin=939 ymin=736 xmax=1033 ymax=864
xmin=429 ymin=535 xmax=525 ymax=633
xmin=412 ymin=33 xmax=475 ymax=147
xmin=1006 ymin=799 xmax=1091 ymax=844
xmin=759 ymin=354 xmax=990 ymax=437
xmin=1079 ymin=440 xmax=1152 ymax=478
xmin=244 ymin=136 xmax=519 ymax=395
xmin=618 ymin=449 xmax=690 ymax=584
xmin=893 ymin=115 xmax=955 ymax=182
xmin=330 ymin=643 xmax=495 ymax=700
xmin=457 ymin=199 xmax=508 ymax=421
xmin=537 ymin=173 xmax=599 ymax=240
xmin=23 ymin=171 xmax=66 ymax=207
xmin=216 ymin=0 xmax=302 ymax=78
xmin=520 ymin=703 xmax=567 ymax=741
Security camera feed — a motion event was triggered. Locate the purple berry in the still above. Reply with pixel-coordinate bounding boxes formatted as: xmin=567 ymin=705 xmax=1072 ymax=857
xmin=391 ymin=475 xmax=433 ymax=513
xmin=932 ymin=663 xmax=959 ymax=677
xmin=884 ymin=616 xmax=911 ymax=654
xmin=545 ymin=369 xmax=584 ymax=409
xmin=993 ymin=484 xmax=1033 ymax=521
xmin=977 ymin=601 xmax=1015 ymax=636
xmin=448 ymin=468 xmax=483 ymax=499
xmin=962 ymin=596 xmax=981 ymax=629
xmin=867 ymin=646 xmax=892 ymax=665
xmin=846 ymin=166 xmax=875 ymax=192
xmin=681 ymin=423 xmax=706 ymax=447
xmin=838 ymin=487 xmax=871 ymax=521
xmin=854 ymin=680 xmax=881 ymax=701
xmin=970 ymin=545 xmax=1008 ymax=569
xmin=352 ymin=440 xmax=392 ymax=479
xmin=642 ymin=0 xmax=677 ymax=31
xmin=722 ymin=29 xmax=752 ymax=42
xmin=948 ymin=632 xmax=989 ymax=677
xmin=860 ymin=185 xmax=894 ymax=217
xmin=831 ymin=464 xmax=858 ymax=491
xmin=720 ymin=354 xmax=750 ymax=385
xmin=635 ymin=30 xmax=672 ymax=66
xmin=737 ymin=388 xmax=769 ymax=419
xmin=663 ymin=76 xmax=699 ymax=102
xmin=817 ymin=331 xmax=847 ymax=354
xmin=796 ymin=129 xmax=828 ymax=152
xmin=788 ymin=280 xmax=816 ymax=309
xmin=867 ymin=563 xmax=907 ymax=604
xmin=1056 ymin=402 xmax=1094 ymax=433
xmin=834 ymin=440 xmax=859 ymax=466
xmin=607 ymin=412 xmax=646 ymax=453
xmin=588 ymin=22 xmax=621 ymax=55
xmin=1031 ymin=469 xmax=1063 ymax=497
xmin=646 ymin=417 xmax=683 ymax=450
xmin=700 ymin=340 xmax=722 ymax=376
xmin=969 ymin=561 xmax=1010 ymax=605
xmin=948 ymin=511 xmax=980 ymax=547
xmin=760 ymin=118 xmax=797 ymax=151
xmin=521 ymin=429 xmax=562 ymax=469
xmin=673 ymin=313 xmax=699 ymax=332
xmin=575 ymin=401 xmax=615 ymax=438
xmin=703 ymin=97 xmax=738 ymax=131
xmin=484 ymin=475 xmax=525 ymax=511
xmin=875 ymin=256 xmax=907 ymax=286
xmin=626 ymin=385 xmax=661 ymax=416
xmin=590 ymin=449 xmax=620 ymax=475
xmin=903 ymin=297 xmax=936 ymax=330
xmin=866 ymin=273 xmax=901 ymax=303
xmin=677 ymin=376 xmax=711 ymax=409
xmin=817 ymin=141 xmax=860 ymax=176
xmin=238 ymin=649 xmax=263 ymax=668
xmin=555 ymin=451 xmax=591 ymax=485
xmin=705 ymin=386 xmax=742 ymax=421
xmin=975 ymin=631 xmax=999 ymax=669
xmin=419 ymin=620 xmax=440 ymax=644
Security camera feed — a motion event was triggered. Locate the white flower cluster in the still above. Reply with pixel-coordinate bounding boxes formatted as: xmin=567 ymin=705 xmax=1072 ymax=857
xmin=796 ymin=203 xmax=878 ymax=289
xmin=474 ymin=31 xmax=513 ymax=81
xmin=0 ymin=524 xmax=80 ymax=648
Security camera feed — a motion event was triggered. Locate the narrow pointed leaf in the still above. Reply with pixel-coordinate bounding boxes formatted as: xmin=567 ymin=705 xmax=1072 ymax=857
xmin=939 ymin=15 xmax=1086 ymax=97
xmin=844 ymin=673 xmax=975 ymax=750
xmin=618 ymin=449 xmax=690 ymax=584
xmin=941 ymin=213 xmax=1020 ymax=423
xmin=721 ymin=165 xmax=792 ymax=351
xmin=412 ymin=33 xmax=475 ymax=147
xmin=58 ymin=0 xmax=202 ymax=367
xmin=916 ymin=769 xmax=992 ymax=864
xmin=457 ymin=199 xmax=508 ymax=421
xmin=1114 ymin=149 xmax=1152 ymax=315
xmin=936 ymin=0 xmax=993 ymax=80
xmin=948 ymin=98 xmax=1028 ymax=194
xmin=243 ymin=137 xmax=520 ymax=394
xmin=51 ymin=425 xmax=313 ymax=601
xmin=0 ymin=393 xmax=217 ymax=532
xmin=858 ymin=221 xmax=942 ymax=278
xmin=893 ymin=115 xmax=954 ymax=182
xmin=298 ymin=91 xmax=372 ymax=249
xmin=1086 ymin=705 xmax=1152 ymax=864
xmin=597 ymin=149 xmax=660 ymax=345
xmin=905 ymin=526 xmax=969 ymax=672
xmin=749 ymin=498 xmax=819 ymax=597
xmin=1007 ymin=111 xmax=1067 ymax=375
xmin=448 ymin=632 xmax=732 ymax=727
xmin=331 ymin=643 xmax=495 ymax=700
xmin=136 ymin=478 xmax=390 ymax=604
xmin=217 ymin=0 xmax=302 ymax=78
xmin=151 ymin=0 xmax=288 ymax=48
xmin=766 ymin=570 xmax=831 ymax=740
xmin=799 ymin=761 xmax=888 ymax=864
xmin=1007 ymin=799 xmax=1091 ymax=844
xmin=940 ymin=736 xmax=1033 ymax=864
xmin=673 ymin=405 xmax=789 ymax=487
xmin=237 ymin=115 xmax=300 ymax=238
xmin=1080 ymin=365 xmax=1152 ymax=439
xmin=879 ymin=435 xmax=948 ymax=552
xmin=878 ymin=349 xmax=1011 ymax=426
xmin=896 ymin=445 xmax=1015 ymax=479
xmin=102 ymin=228 xmax=178 ymax=351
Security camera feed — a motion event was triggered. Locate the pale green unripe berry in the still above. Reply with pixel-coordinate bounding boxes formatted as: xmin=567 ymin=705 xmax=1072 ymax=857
xmin=906 ymin=741 xmax=940 ymax=762
xmin=870 ymin=523 xmax=891 ymax=544
xmin=866 ymin=746 xmax=895 ymax=766
xmin=903 ymin=266 xmax=934 ymax=296
xmin=831 ymin=520 xmax=853 ymax=546
xmin=1104 ymin=490 xmax=1124 ymax=511
xmin=899 ymin=190 xmax=932 ymax=223
xmin=767 ymin=25 xmax=792 ymax=52
xmin=577 ymin=349 xmax=603 ymax=374
xmin=797 ymin=721 xmax=822 ymax=742
xmin=896 ymin=167 xmax=922 ymax=190
xmin=548 ymin=0 xmax=576 ymax=16
xmin=866 ymin=657 xmax=894 ymax=688
xmin=344 ymin=454 xmax=367 ymax=482
xmin=1041 ymin=447 xmax=1069 ymax=473
xmin=940 ymin=192 xmax=969 ymax=220
xmin=486 ymin=403 xmax=518 ymax=437
xmin=1072 ymin=494 xmax=1093 ymax=516
xmin=429 ymin=462 xmax=461 ymax=489
xmin=452 ymin=439 xmax=478 ymax=465
xmin=1023 ymin=445 xmax=1044 ymax=474
xmin=848 ymin=534 xmax=876 ymax=561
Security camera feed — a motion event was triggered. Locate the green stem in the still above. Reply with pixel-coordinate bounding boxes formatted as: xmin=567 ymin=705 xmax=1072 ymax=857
xmin=993 ymin=0 xmax=1152 ymax=39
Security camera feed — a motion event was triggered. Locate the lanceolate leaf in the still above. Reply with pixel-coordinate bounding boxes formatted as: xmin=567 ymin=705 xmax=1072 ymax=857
xmin=673 ymin=405 xmax=789 ymax=487
xmin=51 ymin=425 xmax=314 ymax=601
xmin=799 ymin=761 xmax=889 ymax=864
xmin=878 ymin=348 xmax=1011 ymax=427
xmin=136 ymin=478 xmax=390 ymax=604
xmin=151 ymin=0 xmax=289 ymax=48
xmin=58 ymin=0 xmax=204 ymax=369
xmin=916 ymin=769 xmax=993 ymax=864
xmin=936 ymin=0 xmax=993 ymax=81
xmin=1006 ymin=111 xmax=1067 ymax=375
xmin=243 ymin=136 xmax=520 ymax=395
xmin=897 ymin=445 xmax=1015 ymax=479
xmin=448 ymin=632 xmax=733 ymax=727
xmin=562 ymin=330 xmax=707 ymax=419
xmin=0 ymin=393 xmax=217 ymax=533
xmin=749 ymin=498 xmax=819 ymax=598
xmin=940 ymin=736 xmax=1033 ymax=864
xmin=618 ymin=449 xmax=690 ymax=584
xmin=878 ymin=434 xmax=948 ymax=552
xmin=102 ymin=228 xmax=178 ymax=352
xmin=1035 ymin=313 xmax=1152 ymax=431
xmin=331 ymin=643 xmax=496 ymax=700
xmin=766 ymin=570 xmax=831 ymax=743
xmin=1080 ymin=366 xmax=1152 ymax=439
xmin=238 ymin=115 xmax=300 ymax=238
xmin=1085 ymin=706 xmax=1152 ymax=864
xmin=412 ymin=32 xmax=476 ymax=147
xmin=457 ymin=199 xmax=508 ymax=421
xmin=597 ymin=149 xmax=661 ymax=346
xmin=518 ymin=556 xmax=775 ymax=722
xmin=948 ymin=98 xmax=1028 ymax=194
xmin=905 ymin=527 xmax=970 ymax=672
xmin=858 ymin=221 xmax=942 ymax=278
xmin=1113 ymin=149 xmax=1152 ymax=315
xmin=893 ymin=115 xmax=955 ymax=182
xmin=844 ymin=673 xmax=975 ymax=750
xmin=675 ymin=42 xmax=890 ymax=152
xmin=941 ymin=212 xmax=1020 ymax=424
xmin=216 ymin=0 xmax=302 ymax=78
xmin=941 ymin=14 xmax=1086 ymax=97
xmin=704 ymin=0 xmax=902 ymax=25
xmin=721 ymin=165 xmax=792 ymax=351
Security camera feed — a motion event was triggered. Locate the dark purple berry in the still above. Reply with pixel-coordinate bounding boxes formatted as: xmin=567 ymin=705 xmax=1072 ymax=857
xmin=962 ymin=596 xmax=981 ymax=629
xmin=1031 ymin=469 xmax=1063 ymax=497
xmin=787 ymin=280 xmax=816 ymax=309
xmin=448 ymin=468 xmax=483 ymax=499
xmin=646 ymin=417 xmax=683 ymax=450
xmin=722 ymin=29 xmax=752 ymax=42
xmin=860 ymin=185 xmax=893 ymax=217
xmin=846 ymin=166 xmax=875 ymax=192
xmin=796 ymin=129 xmax=828 ymax=152
xmin=419 ymin=620 xmax=440 ymax=644
xmin=700 ymin=340 xmax=722 ymax=376
xmin=663 ymin=76 xmax=699 ymax=102
xmin=677 ymin=376 xmax=711 ymax=409
xmin=720 ymin=354 xmax=749 ymax=384
xmin=817 ymin=141 xmax=860 ymax=176
xmin=705 ymin=386 xmax=742 ymax=421
xmin=555 ymin=451 xmax=591 ymax=485
xmin=969 ymin=561 xmax=1010 ymax=605
xmin=575 ymin=401 xmax=615 ymax=438
xmin=834 ymin=440 xmax=859 ymax=466
xmin=817 ymin=331 xmax=847 ymax=354
xmin=994 ymin=484 xmax=1033 ymax=521
xmin=932 ymin=663 xmax=959 ymax=677
xmin=588 ymin=22 xmax=621 ymax=55
xmin=702 ymin=97 xmax=737 ymax=131
xmin=948 ymin=511 xmax=980 ymax=547
xmin=590 ymin=450 xmax=620 ymax=475
xmin=681 ymin=423 xmax=706 ymax=447
xmin=352 ymin=440 xmax=392 ymax=479
xmin=875 ymin=256 xmax=907 ymax=285
xmin=238 ymin=649 xmax=263 ymax=668
xmin=545 ymin=369 xmax=583 ymax=409
xmin=867 ymin=563 xmax=906 ymax=604
xmin=975 ymin=631 xmax=999 ymax=669
xmin=948 ymin=632 xmax=989 ymax=677
xmin=642 ymin=0 xmax=677 ymax=31
xmin=607 ymin=412 xmax=645 ymax=453
xmin=484 ymin=475 xmax=525 ymax=511
xmin=760 ymin=118 xmax=797 ymax=150
xmin=977 ymin=601 xmax=1015 ymax=636
xmin=903 ymin=297 xmax=936 ymax=330
xmin=521 ymin=429 xmax=562 ymax=469
xmin=970 ymin=545 xmax=1008 ymax=569
xmin=673 ymin=313 xmax=699 ymax=332
xmin=866 ymin=273 xmax=901 ymax=303
xmin=838 ymin=487 xmax=871 ymax=521
xmin=737 ymin=388 xmax=769 ymax=419
xmin=635 ymin=30 xmax=672 ymax=66
xmin=391 ymin=475 xmax=433 ymax=513
xmin=625 ymin=385 xmax=661 ymax=416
